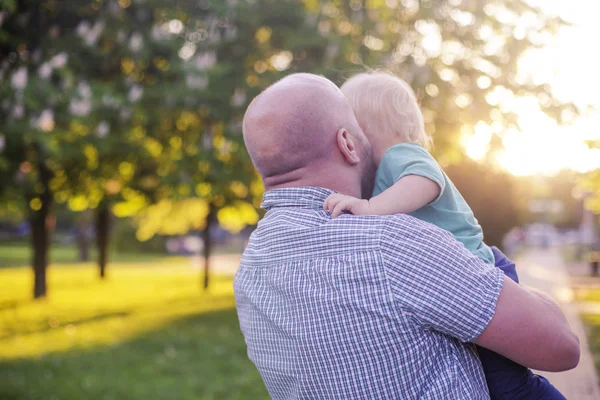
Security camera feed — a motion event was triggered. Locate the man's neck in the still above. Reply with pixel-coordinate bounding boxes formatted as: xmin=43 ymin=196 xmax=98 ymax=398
xmin=263 ymin=166 xmax=362 ymax=198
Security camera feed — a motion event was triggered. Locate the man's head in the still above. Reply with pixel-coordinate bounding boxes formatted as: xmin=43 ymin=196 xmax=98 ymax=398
xmin=243 ymin=73 xmax=375 ymax=198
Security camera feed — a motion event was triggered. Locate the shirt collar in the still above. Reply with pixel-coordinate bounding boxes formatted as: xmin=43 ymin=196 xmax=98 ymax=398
xmin=261 ymin=186 xmax=335 ymax=211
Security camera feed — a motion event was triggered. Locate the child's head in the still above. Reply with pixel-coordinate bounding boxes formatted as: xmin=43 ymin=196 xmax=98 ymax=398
xmin=341 ymin=71 xmax=431 ymax=161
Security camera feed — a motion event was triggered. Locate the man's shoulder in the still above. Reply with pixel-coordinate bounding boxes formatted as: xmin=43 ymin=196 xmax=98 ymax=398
xmin=321 ymin=212 xmax=451 ymax=239
xmin=329 ymin=212 xmax=427 ymax=232
xmin=331 ymin=213 xmax=457 ymax=256
xmin=246 ymin=210 xmax=457 ymax=266
xmin=380 ymin=212 xmax=453 ymax=240
xmin=377 ymin=213 xmax=462 ymax=266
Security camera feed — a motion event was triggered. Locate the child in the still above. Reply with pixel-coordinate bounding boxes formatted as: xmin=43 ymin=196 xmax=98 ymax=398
xmin=324 ymin=71 xmax=565 ymax=400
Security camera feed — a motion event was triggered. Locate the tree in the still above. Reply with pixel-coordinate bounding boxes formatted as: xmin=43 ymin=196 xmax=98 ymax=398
xmin=512 ymin=171 xmax=585 ymax=229
xmin=1 ymin=0 xmax=572 ymax=296
xmin=445 ymin=159 xmax=518 ymax=248
xmin=86 ymin=0 xmax=573 ymax=288
xmin=126 ymin=0 xmax=309 ymax=289
xmin=49 ymin=0 xmax=195 ymax=279
xmin=0 ymin=0 xmax=73 ymax=297
xmin=0 ymin=0 xmax=194 ymax=294
xmin=293 ymin=0 xmax=572 ymax=162
xmin=581 ymin=138 xmax=600 ymax=221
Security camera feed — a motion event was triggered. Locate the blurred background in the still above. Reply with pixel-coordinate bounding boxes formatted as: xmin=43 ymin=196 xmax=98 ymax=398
xmin=1 ymin=0 xmax=600 ymax=399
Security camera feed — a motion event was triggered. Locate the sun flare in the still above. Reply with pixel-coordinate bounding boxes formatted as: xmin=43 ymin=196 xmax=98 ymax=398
xmin=463 ymin=0 xmax=600 ymax=176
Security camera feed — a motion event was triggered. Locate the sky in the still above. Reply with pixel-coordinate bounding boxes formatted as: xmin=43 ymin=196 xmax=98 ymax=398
xmin=466 ymin=0 xmax=600 ymax=176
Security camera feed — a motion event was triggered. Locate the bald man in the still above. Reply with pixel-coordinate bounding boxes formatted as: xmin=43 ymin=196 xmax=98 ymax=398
xmin=234 ymin=73 xmax=579 ymax=399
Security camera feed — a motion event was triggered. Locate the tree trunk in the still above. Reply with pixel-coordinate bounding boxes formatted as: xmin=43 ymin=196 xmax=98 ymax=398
xmin=27 ymin=8 xmax=53 ymax=300
xmin=96 ymin=201 xmax=111 ymax=279
xmin=76 ymin=212 xmax=91 ymax=262
xmin=30 ymin=206 xmax=51 ymax=299
xmin=592 ymin=260 xmax=599 ymax=277
xmin=202 ymin=204 xmax=217 ymax=290
xmin=29 ymin=144 xmax=53 ymax=299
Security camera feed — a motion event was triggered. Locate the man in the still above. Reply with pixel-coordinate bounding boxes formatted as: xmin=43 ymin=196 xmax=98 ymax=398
xmin=234 ymin=73 xmax=579 ymax=399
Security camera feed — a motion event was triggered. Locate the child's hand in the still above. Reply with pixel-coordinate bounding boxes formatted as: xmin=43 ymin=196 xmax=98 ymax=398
xmin=324 ymin=193 xmax=370 ymax=218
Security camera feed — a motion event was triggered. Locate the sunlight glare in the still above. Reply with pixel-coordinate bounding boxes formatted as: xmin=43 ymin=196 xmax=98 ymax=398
xmin=474 ymin=0 xmax=600 ymax=176
xmin=462 ymin=122 xmax=492 ymax=161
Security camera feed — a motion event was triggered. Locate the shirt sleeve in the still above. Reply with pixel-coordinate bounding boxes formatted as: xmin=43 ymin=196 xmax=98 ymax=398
xmin=381 ymin=144 xmax=446 ymax=203
xmin=380 ymin=214 xmax=504 ymax=342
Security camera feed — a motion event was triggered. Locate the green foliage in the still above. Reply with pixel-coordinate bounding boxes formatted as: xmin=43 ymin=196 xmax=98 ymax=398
xmin=446 ymin=159 xmax=518 ymax=248
xmin=580 ymin=137 xmax=599 ymax=221
xmin=0 ymin=263 xmax=268 ymax=399
xmin=112 ymin=218 xmax=169 ymax=253
xmin=582 ymin=169 xmax=600 ymax=216
xmin=509 ymin=171 xmax=584 ymax=229
xmin=275 ymin=0 xmax=571 ymax=161
xmin=0 ymin=0 xmax=190 ymax=213
xmin=0 ymin=0 xmax=572 ymax=235
xmin=0 ymin=0 xmax=16 ymax=12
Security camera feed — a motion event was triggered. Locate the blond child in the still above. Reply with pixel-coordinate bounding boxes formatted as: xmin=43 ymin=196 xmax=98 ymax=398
xmin=324 ymin=71 xmax=564 ymax=399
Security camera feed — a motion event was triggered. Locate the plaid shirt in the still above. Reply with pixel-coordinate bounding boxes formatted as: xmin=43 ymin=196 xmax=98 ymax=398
xmin=235 ymin=187 xmax=504 ymax=399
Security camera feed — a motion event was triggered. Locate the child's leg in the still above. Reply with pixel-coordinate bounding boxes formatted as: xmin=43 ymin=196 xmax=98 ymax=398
xmin=477 ymin=347 xmax=566 ymax=399
xmin=490 ymin=246 xmax=518 ymax=283
xmin=478 ymin=247 xmax=565 ymax=399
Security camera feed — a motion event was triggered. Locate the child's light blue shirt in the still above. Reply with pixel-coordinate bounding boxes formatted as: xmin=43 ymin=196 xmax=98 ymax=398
xmin=372 ymin=143 xmax=495 ymax=265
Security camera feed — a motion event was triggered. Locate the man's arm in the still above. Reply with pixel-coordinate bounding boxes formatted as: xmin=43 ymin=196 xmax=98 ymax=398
xmin=474 ymin=277 xmax=580 ymax=372
xmin=380 ymin=216 xmax=580 ymax=373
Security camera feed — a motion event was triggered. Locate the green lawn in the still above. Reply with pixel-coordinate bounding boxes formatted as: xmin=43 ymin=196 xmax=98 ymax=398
xmin=574 ymin=287 xmax=600 ymax=376
xmin=0 ymin=242 xmax=162 ymax=268
xmin=580 ymin=312 xmax=600 ymax=373
xmin=0 ymin=260 xmax=268 ymax=400
xmin=0 ymin=241 xmax=245 ymax=268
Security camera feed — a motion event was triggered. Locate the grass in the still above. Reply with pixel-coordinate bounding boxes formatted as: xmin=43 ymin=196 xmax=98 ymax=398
xmin=574 ymin=286 xmax=600 ymax=377
xmin=575 ymin=288 xmax=600 ymax=303
xmin=0 ymin=241 xmax=245 ymax=268
xmin=0 ymin=242 xmax=161 ymax=268
xmin=0 ymin=260 xmax=268 ymax=400
xmin=580 ymin=312 xmax=600 ymax=373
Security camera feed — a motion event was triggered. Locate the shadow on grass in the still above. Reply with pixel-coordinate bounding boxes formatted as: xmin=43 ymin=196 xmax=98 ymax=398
xmin=0 ymin=300 xmax=30 ymax=312
xmin=0 ymin=294 xmax=237 ymax=342
xmin=0 ymin=311 xmax=131 ymax=340
xmin=0 ymin=308 xmax=268 ymax=400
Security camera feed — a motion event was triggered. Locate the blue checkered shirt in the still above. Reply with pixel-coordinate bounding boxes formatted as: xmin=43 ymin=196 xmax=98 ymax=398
xmin=235 ymin=187 xmax=504 ymax=399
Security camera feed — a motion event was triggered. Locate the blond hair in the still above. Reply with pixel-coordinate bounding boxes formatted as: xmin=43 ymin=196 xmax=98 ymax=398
xmin=341 ymin=71 xmax=432 ymax=150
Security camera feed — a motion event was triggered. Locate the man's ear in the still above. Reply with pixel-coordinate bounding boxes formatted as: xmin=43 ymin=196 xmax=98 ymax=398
xmin=336 ymin=128 xmax=361 ymax=165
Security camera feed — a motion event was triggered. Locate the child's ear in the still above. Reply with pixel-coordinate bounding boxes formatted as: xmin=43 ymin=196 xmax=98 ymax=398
xmin=336 ymin=128 xmax=361 ymax=165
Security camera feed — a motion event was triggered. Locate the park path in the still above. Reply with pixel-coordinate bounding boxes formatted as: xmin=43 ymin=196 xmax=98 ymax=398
xmin=516 ymin=247 xmax=600 ymax=400
xmin=191 ymin=253 xmax=241 ymax=276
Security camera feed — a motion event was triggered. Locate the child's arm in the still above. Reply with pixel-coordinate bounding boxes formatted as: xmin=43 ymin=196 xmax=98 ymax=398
xmin=324 ymin=174 xmax=441 ymax=218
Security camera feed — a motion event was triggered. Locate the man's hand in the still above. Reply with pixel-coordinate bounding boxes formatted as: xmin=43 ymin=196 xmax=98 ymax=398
xmin=324 ymin=193 xmax=370 ymax=218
